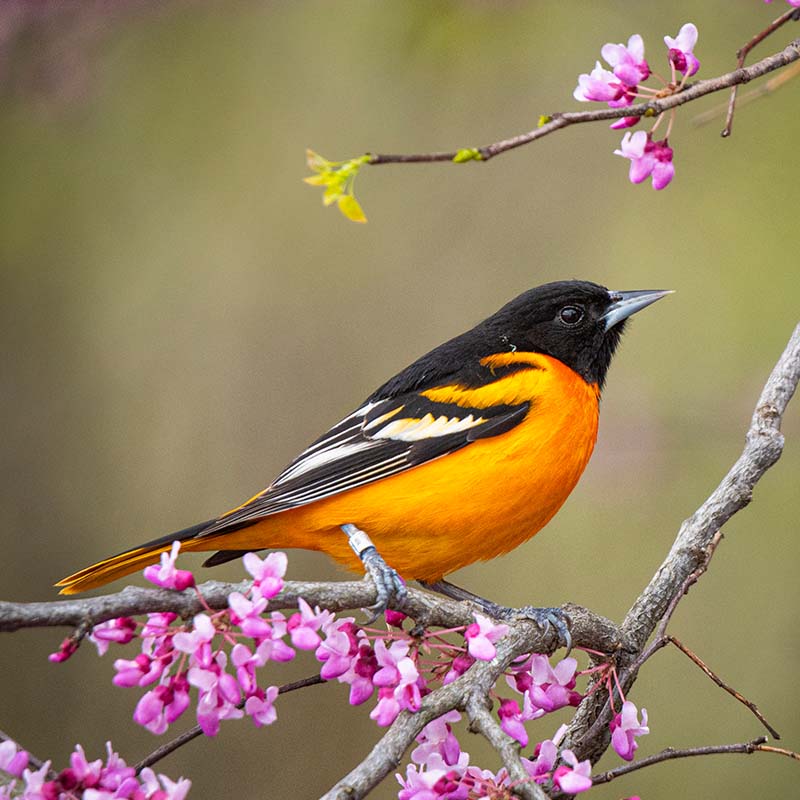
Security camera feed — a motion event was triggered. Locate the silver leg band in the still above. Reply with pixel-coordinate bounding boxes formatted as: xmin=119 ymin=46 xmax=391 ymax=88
xmin=342 ymin=523 xmax=375 ymax=558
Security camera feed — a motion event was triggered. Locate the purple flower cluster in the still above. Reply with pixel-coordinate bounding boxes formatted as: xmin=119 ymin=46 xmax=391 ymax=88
xmin=497 ymin=654 xmax=582 ymax=747
xmin=0 ymin=740 xmax=189 ymax=800
xmin=397 ymin=718 xmax=594 ymax=798
xmin=48 ymin=545 xmax=654 ymax=799
xmin=69 ymin=544 xmax=511 ymax=739
xmin=574 ymin=23 xmax=700 ymax=189
xmin=91 ymin=549 xmax=336 ymax=737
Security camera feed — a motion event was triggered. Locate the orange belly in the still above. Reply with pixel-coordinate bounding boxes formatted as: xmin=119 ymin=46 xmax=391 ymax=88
xmin=197 ymin=355 xmax=600 ymax=583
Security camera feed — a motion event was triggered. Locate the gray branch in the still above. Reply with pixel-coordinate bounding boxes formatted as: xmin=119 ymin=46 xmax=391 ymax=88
xmin=562 ymin=323 xmax=800 ymax=765
xmin=1 ymin=324 xmax=798 ymax=800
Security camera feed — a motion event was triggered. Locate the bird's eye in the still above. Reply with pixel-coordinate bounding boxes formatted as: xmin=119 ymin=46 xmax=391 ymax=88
xmin=558 ymin=305 xmax=584 ymax=326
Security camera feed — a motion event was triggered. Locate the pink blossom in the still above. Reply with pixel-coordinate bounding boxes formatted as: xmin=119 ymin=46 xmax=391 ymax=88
xmin=315 ymin=618 xmax=359 ymax=679
xmin=614 ymin=130 xmax=674 ymax=189
xmin=442 ymin=653 xmax=474 ymax=685
xmin=498 ymin=699 xmax=528 ymax=747
xmin=527 ymin=736 xmax=558 ymax=783
xmin=610 ymin=700 xmax=649 ymax=761
xmin=89 ymin=617 xmax=137 ymax=655
xmin=384 ymin=609 xmax=408 ymax=628
xmin=336 ymin=641 xmax=378 ymax=705
xmin=48 ymin=637 xmax=78 ymax=663
xmin=369 ymin=644 xmax=422 ymax=726
xmin=143 ymin=541 xmax=195 ymax=591
xmin=765 ymin=0 xmax=800 ymax=5
xmin=243 ymin=551 xmax=287 ymax=599
xmin=464 ymin=614 xmax=509 ymax=661
xmin=113 ymin=652 xmax=170 ymax=687
xmin=411 ymin=711 xmax=463 ymax=767
xmin=610 ymin=115 xmax=640 ymax=130
xmin=286 ymin=598 xmax=328 ymax=650
xmin=0 ymin=740 xmax=29 ymax=778
xmin=228 ymin=591 xmax=271 ymax=639
xmin=172 ymin=613 xmax=216 ymax=655
xmin=245 ymin=685 xmax=279 ymax=727
xmin=141 ymin=611 xmax=178 ymax=639
xmin=138 ymin=768 xmax=192 ymax=800
xmin=524 ymin=655 xmax=582 ymax=717
xmin=133 ymin=676 xmax=191 ymax=734
xmin=573 ymin=61 xmax=628 ymax=104
xmin=396 ymin=762 xmax=449 ymax=800
xmin=664 ymin=23 xmax=700 ymax=77
xmin=20 ymin=761 xmax=51 ymax=797
xmin=553 ymin=750 xmax=593 ymax=794
xmin=601 ymin=34 xmax=650 ymax=86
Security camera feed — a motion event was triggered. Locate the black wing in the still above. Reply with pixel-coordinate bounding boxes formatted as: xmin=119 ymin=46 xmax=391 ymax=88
xmin=199 ymin=391 xmax=529 ymax=539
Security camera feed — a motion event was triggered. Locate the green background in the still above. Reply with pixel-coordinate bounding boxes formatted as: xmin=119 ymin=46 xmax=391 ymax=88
xmin=1 ymin=2 xmax=798 ymax=798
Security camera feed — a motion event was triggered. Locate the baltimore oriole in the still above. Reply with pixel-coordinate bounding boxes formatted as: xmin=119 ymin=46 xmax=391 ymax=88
xmin=57 ymin=280 xmax=669 ymax=627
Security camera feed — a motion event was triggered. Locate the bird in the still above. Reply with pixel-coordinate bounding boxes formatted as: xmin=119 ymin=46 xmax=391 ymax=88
xmin=57 ymin=280 xmax=669 ymax=637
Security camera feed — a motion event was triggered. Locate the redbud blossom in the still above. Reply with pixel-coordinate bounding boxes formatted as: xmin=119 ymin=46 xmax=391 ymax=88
xmin=610 ymin=700 xmax=650 ymax=761
xmin=0 ymin=740 xmax=29 ymax=778
xmin=614 ymin=131 xmax=675 ymax=190
xmin=89 ymin=617 xmax=137 ymax=655
xmin=464 ymin=614 xmax=509 ymax=661
xmin=553 ymin=750 xmax=593 ymax=794
xmin=573 ymin=62 xmax=629 ymax=104
xmin=143 ymin=541 xmax=195 ymax=591
xmin=664 ymin=23 xmax=700 ymax=77
xmin=601 ymin=34 xmax=650 ymax=86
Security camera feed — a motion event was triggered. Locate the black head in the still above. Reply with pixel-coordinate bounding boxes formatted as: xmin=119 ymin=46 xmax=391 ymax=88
xmin=478 ymin=280 xmax=670 ymax=388
xmin=372 ymin=280 xmax=670 ymax=400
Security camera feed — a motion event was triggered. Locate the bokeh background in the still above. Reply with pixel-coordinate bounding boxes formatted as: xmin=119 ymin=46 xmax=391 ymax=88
xmin=1 ymin=1 xmax=798 ymax=797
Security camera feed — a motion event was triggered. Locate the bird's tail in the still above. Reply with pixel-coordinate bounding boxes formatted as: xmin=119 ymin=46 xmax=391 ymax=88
xmin=55 ymin=519 xmax=216 ymax=595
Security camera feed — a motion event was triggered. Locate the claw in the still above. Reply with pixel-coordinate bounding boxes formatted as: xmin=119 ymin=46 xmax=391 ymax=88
xmin=510 ymin=606 xmax=572 ymax=654
xmin=422 ymin=579 xmax=573 ymax=654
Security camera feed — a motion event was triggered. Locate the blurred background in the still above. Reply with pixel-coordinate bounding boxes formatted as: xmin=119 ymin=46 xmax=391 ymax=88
xmin=1 ymin=1 xmax=798 ymax=797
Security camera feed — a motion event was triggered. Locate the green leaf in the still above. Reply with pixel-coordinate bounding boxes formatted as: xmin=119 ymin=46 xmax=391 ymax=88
xmin=453 ymin=147 xmax=482 ymax=163
xmin=306 ymin=149 xmax=330 ymax=172
xmin=338 ymin=194 xmax=367 ymax=223
xmin=323 ymin=183 xmax=343 ymax=206
xmin=538 ymin=115 xmax=553 ymax=127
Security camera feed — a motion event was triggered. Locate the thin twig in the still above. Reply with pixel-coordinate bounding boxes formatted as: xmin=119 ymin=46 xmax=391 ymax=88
xmin=364 ymin=38 xmax=800 ymax=166
xmin=133 ymin=674 xmax=324 ymax=773
xmin=591 ymin=737 xmax=771 ymax=785
xmin=692 ymin=59 xmax=800 ymax=126
xmin=723 ymin=7 xmax=800 ymax=136
xmin=668 ymin=636 xmax=780 ymax=740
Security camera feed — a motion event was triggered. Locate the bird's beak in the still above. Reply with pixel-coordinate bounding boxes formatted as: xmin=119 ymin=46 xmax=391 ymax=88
xmin=603 ymin=289 xmax=673 ymax=331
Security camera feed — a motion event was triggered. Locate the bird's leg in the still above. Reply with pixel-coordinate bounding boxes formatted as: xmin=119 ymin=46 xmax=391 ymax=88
xmin=420 ymin=578 xmax=572 ymax=653
xmin=342 ymin=523 xmax=407 ymax=622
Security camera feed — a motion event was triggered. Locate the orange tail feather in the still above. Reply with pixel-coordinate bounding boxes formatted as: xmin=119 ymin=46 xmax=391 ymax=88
xmin=55 ymin=519 xmax=216 ymax=594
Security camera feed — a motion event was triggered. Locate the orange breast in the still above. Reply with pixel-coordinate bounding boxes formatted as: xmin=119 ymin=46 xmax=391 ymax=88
xmin=198 ymin=353 xmax=600 ymax=582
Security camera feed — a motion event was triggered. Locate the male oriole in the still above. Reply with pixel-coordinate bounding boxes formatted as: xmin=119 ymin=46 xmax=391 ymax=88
xmin=57 ymin=280 xmax=668 ymax=625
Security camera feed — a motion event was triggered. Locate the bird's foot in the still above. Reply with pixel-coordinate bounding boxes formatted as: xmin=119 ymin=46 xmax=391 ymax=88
xmin=342 ymin=523 xmax=407 ymax=623
xmin=421 ymin=579 xmax=571 ymax=653
xmin=491 ymin=604 xmax=572 ymax=654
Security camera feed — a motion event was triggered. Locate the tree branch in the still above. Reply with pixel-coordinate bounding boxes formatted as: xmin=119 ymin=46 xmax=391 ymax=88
xmin=2 ymin=326 xmax=797 ymax=799
xmin=588 ymin=736 xmax=800 ymax=785
xmin=563 ymin=323 xmax=800 ymax=764
xmin=366 ymin=37 xmax=800 ymax=166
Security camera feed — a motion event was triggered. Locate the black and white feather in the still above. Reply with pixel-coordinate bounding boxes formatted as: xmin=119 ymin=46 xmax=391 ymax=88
xmin=200 ymin=392 xmax=529 ymax=537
